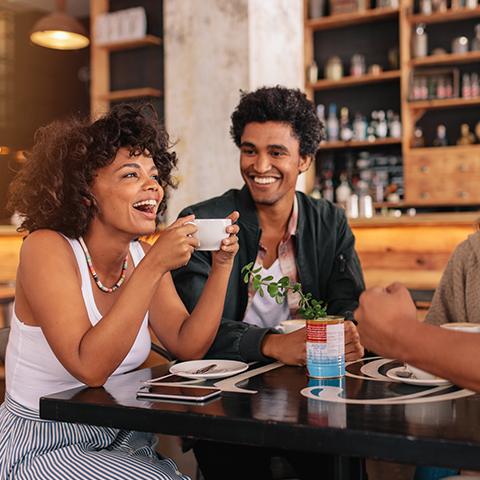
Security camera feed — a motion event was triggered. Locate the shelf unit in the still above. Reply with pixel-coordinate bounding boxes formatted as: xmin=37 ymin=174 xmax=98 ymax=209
xmin=90 ymin=0 xmax=163 ymax=117
xmin=304 ymin=0 xmax=480 ymax=208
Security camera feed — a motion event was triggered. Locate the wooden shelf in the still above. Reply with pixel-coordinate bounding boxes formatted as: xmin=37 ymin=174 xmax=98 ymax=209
xmin=104 ymin=87 xmax=163 ymax=101
xmin=407 ymin=6 xmax=480 ymax=25
xmin=306 ymin=7 xmax=399 ymax=31
xmin=99 ymin=35 xmax=162 ymax=52
xmin=407 ymin=96 xmax=480 ymax=110
xmin=320 ymin=137 xmax=401 ymax=150
xmin=309 ymin=70 xmax=401 ymax=90
xmin=411 ymin=51 xmax=480 ymax=68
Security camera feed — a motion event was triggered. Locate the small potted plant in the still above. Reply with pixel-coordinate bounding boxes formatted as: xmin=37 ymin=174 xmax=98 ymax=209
xmin=242 ymin=262 xmax=345 ymax=378
xmin=241 ymin=262 xmax=327 ymax=320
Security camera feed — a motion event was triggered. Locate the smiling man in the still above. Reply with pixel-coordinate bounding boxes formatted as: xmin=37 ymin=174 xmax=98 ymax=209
xmin=172 ymin=86 xmax=366 ymax=480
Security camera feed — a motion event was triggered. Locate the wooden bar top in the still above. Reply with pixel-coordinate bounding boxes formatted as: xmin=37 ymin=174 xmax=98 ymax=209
xmin=349 ymin=211 xmax=480 ymax=228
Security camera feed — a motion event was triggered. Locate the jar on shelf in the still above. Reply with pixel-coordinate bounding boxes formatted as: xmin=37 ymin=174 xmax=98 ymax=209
xmin=309 ymin=0 xmax=326 ymax=18
xmin=412 ymin=24 xmax=428 ymax=58
xmin=452 ymin=36 xmax=468 ymax=54
xmin=350 ymin=54 xmax=366 ymax=77
xmin=324 ymin=56 xmax=344 ymax=81
xmin=307 ymin=60 xmax=318 ymax=84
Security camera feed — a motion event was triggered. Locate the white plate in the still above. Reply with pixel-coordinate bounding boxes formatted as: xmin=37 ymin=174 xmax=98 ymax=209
xmin=387 ymin=367 xmax=452 ymax=386
xmin=169 ymin=360 xmax=248 ymax=379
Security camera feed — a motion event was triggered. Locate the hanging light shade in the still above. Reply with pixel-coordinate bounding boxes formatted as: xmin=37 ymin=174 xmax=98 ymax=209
xmin=29 ymin=0 xmax=89 ymax=50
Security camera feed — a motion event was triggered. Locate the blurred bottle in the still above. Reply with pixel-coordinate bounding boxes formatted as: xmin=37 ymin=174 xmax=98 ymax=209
xmin=389 ymin=114 xmax=402 ymax=138
xmin=471 ymin=72 xmax=479 ymax=98
xmin=327 ymin=104 xmax=339 ymax=142
xmin=472 ymin=24 xmax=480 ymax=51
xmin=376 ymin=110 xmax=388 ymax=138
xmin=335 ymin=172 xmax=352 ymax=208
xmin=340 ymin=107 xmax=353 ymax=141
xmin=352 ymin=111 xmax=367 ymax=141
xmin=433 ymin=125 xmax=448 ymax=147
xmin=317 ymin=104 xmax=326 ymax=128
xmin=412 ymin=126 xmax=425 ymax=148
xmin=457 ymin=124 xmax=476 ymax=145
xmin=310 ymin=176 xmax=322 ymax=199
xmin=462 ymin=73 xmax=471 ymax=99
xmin=436 ymin=76 xmax=446 ymax=99
xmin=412 ymin=24 xmax=428 ymax=58
xmin=322 ymin=170 xmax=335 ymax=202
xmin=309 ymin=0 xmax=326 ymax=17
xmin=350 ymin=54 xmax=366 ymax=77
xmin=445 ymin=77 xmax=453 ymax=98
xmin=420 ymin=0 xmax=433 ymax=14
xmin=307 ymin=60 xmax=318 ymax=84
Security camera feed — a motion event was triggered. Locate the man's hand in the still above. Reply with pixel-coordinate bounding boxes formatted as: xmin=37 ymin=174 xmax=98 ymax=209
xmin=354 ymin=282 xmax=418 ymax=358
xmin=345 ymin=320 xmax=364 ymax=361
xmin=261 ymin=328 xmax=306 ymax=366
xmin=261 ymin=320 xmax=365 ymax=366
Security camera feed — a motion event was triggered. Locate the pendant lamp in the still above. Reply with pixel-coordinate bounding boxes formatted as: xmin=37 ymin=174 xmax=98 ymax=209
xmin=29 ymin=0 xmax=89 ymax=50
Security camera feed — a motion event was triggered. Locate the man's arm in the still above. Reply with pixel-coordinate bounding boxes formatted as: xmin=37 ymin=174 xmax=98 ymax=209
xmin=354 ymin=283 xmax=480 ymax=393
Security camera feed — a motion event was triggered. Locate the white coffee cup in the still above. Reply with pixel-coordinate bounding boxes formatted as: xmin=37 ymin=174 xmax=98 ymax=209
xmin=440 ymin=322 xmax=480 ymax=333
xmin=188 ymin=218 xmax=231 ymax=251
xmin=276 ymin=319 xmax=306 ymax=333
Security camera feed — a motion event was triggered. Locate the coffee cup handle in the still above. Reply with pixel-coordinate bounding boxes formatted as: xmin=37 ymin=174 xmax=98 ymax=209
xmin=184 ymin=221 xmax=198 ymax=244
xmin=275 ymin=325 xmax=285 ymax=333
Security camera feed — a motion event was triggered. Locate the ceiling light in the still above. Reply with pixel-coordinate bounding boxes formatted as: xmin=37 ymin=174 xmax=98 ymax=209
xmin=29 ymin=0 xmax=89 ymax=50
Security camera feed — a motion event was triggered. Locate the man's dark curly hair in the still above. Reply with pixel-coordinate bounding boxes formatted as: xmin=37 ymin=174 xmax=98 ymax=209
xmin=230 ymin=86 xmax=325 ymax=157
xmin=8 ymin=103 xmax=178 ymax=238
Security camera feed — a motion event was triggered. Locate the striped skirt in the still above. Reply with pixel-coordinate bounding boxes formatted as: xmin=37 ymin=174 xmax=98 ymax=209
xmin=0 ymin=393 xmax=190 ymax=480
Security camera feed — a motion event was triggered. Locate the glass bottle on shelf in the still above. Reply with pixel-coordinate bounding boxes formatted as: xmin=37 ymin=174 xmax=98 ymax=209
xmin=457 ymin=124 xmax=476 ymax=145
xmin=420 ymin=0 xmax=433 ymax=14
xmin=471 ymin=73 xmax=479 ymax=98
xmin=322 ymin=170 xmax=335 ymax=203
xmin=433 ymin=125 xmax=448 ymax=147
xmin=462 ymin=73 xmax=471 ymax=99
xmin=326 ymin=103 xmax=339 ymax=142
xmin=436 ymin=76 xmax=446 ymax=99
xmin=420 ymin=76 xmax=429 ymax=100
xmin=445 ymin=77 xmax=453 ymax=98
xmin=412 ymin=24 xmax=428 ymax=58
xmin=472 ymin=24 xmax=480 ymax=51
xmin=317 ymin=104 xmax=326 ymax=127
xmin=350 ymin=54 xmax=366 ymax=78
xmin=340 ymin=107 xmax=353 ymax=141
xmin=411 ymin=126 xmax=425 ymax=148
xmin=307 ymin=60 xmax=318 ymax=84
xmin=353 ymin=112 xmax=367 ymax=141
xmin=310 ymin=176 xmax=322 ymax=199
xmin=335 ymin=172 xmax=352 ymax=208
xmin=309 ymin=0 xmax=326 ymax=18
xmin=376 ymin=110 xmax=388 ymax=138
xmin=389 ymin=114 xmax=402 ymax=138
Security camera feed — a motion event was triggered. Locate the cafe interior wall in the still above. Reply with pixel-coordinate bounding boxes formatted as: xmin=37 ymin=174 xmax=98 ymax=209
xmin=0 ymin=9 xmax=90 ymax=224
xmin=163 ymin=0 xmax=305 ymax=224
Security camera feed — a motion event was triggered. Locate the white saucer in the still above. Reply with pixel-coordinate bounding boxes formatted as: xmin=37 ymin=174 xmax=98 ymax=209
xmin=169 ymin=360 xmax=249 ymax=379
xmin=387 ymin=367 xmax=452 ymax=386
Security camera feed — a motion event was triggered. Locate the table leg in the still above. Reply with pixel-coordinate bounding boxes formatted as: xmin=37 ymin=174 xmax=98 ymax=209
xmin=333 ymin=456 xmax=367 ymax=480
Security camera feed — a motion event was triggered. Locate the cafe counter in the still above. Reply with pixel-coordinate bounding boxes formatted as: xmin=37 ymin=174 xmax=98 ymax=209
xmin=349 ymin=211 xmax=479 ymax=292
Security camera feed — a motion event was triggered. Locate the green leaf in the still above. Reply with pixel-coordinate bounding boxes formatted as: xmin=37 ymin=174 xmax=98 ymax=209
xmin=253 ymin=267 xmax=262 ymax=274
xmin=267 ymin=283 xmax=278 ymax=297
xmin=241 ymin=262 xmax=253 ymax=273
xmin=275 ymin=294 xmax=285 ymax=305
xmin=263 ymin=275 xmax=274 ymax=282
xmin=259 ymin=288 xmax=264 ymax=297
xmin=243 ymin=273 xmax=250 ymax=284
xmin=253 ymin=277 xmax=261 ymax=291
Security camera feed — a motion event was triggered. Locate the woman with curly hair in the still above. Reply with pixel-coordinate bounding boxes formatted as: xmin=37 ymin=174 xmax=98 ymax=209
xmin=1 ymin=103 xmax=239 ymax=480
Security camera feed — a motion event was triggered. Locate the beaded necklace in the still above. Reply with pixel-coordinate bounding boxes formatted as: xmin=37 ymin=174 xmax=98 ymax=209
xmin=79 ymin=236 xmax=128 ymax=293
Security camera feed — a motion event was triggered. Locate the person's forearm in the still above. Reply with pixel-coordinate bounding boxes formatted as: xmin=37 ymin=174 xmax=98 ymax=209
xmin=173 ymin=261 xmax=234 ymax=360
xmin=394 ymin=322 xmax=480 ymax=393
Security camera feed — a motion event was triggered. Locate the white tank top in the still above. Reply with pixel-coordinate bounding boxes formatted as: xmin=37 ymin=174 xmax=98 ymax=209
xmin=243 ymin=259 xmax=291 ymax=328
xmin=6 ymin=237 xmax=151 ymax=411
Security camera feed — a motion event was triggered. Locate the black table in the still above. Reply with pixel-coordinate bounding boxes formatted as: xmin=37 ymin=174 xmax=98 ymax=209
xmin=40 ymin=357 xmax=480 ymax=478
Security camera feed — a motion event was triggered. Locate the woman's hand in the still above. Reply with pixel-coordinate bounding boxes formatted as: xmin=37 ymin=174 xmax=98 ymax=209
xmin=212 ymin=211 xmax=240 ymax=266
xmin=148 ymin=215 xmax=198 ymax=274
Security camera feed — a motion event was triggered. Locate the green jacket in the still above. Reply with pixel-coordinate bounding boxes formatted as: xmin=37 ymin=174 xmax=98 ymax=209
xmin=172 ymin=185 xmax=365 ymax=362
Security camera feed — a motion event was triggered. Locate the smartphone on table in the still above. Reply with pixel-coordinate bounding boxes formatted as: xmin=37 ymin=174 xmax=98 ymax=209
xmin=136 ymin=385 xmax=221 ymax=402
